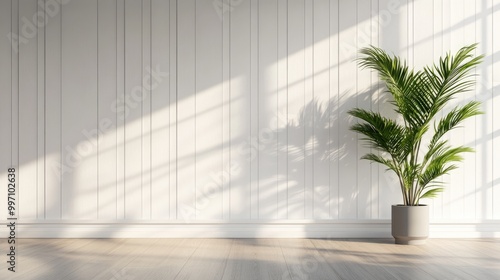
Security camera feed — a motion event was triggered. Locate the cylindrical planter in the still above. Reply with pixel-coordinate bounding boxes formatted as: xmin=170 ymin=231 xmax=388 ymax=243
xmin=391 ymin=205 xmax=429 ymax=245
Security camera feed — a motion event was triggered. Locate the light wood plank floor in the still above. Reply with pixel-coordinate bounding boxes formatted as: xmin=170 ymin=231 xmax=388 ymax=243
xmin=1 ymin=238 xmax=499 ymax=280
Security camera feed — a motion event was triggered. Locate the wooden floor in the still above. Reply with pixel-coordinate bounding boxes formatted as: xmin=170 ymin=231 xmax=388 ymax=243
xmin=1 ymin=238 xmax=499 ymax=280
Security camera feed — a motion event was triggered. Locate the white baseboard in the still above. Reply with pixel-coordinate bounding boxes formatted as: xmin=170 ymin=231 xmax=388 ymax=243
xmin=429 ymin=222 xmax=500 ymax=238
xmin=2 ymin=220 xmax=500 ymax=238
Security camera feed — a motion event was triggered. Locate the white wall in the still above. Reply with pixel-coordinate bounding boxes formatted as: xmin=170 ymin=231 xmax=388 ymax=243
xmin=1 ymin=0 xmax=500 ymax=238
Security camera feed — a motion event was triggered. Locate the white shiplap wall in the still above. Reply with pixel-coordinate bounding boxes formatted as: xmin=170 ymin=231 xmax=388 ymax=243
xmin=1 ymin=0 xmax=500 ymax=238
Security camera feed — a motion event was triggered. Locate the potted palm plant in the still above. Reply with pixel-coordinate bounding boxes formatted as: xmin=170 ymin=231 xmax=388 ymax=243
xmin=349 ymin=44 xmax=483 ymax=245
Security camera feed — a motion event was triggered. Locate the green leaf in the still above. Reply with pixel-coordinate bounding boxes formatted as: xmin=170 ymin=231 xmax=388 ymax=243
xmin=420 ymin=146 xmax=473 ymax=189
xmin=420 ymin=188 xmax=444 ymax=199
xmin=352 ymin=44 xmax=482 ymax=205
xmin=430 ymin=101 xmax=483 ymax=148
xmin=348 ymin=108 xmax=408 ymax=160
xmin=361 ymin=153 xmax=397 ymax=172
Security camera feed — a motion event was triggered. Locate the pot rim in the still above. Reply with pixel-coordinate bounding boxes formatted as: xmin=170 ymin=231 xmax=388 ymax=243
xmin=392 ymin=204 xmax=428 ymax=207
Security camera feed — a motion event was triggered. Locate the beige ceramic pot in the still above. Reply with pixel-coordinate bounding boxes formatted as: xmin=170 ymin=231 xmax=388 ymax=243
xmin=391 ymin=204 xmax=429 ymax=245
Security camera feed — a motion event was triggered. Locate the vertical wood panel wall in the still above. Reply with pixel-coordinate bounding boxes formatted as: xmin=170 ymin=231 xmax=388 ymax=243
xmin=1 ymin=0 xmax=500 ymax=237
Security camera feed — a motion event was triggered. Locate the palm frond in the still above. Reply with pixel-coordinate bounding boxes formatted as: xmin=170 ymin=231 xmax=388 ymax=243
xmin=419 ymin=146 xmax=473 ymax=189
xmin=429 ymin=101 xmax=483 ymax=148
xmin=358 ymin=46 xmax=436 ymax=128
xmin=349 ymin=108 xmax=408 ymax=160
xmin=351 ymin=44 xmax=482 ymax=205
xmin=424 ymin=44 xmax=483 ymax=114
xmin=420 ymin=188 xmax=444 ymax=199
xmin=361 ymin=153 xmax=397 ymax=173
